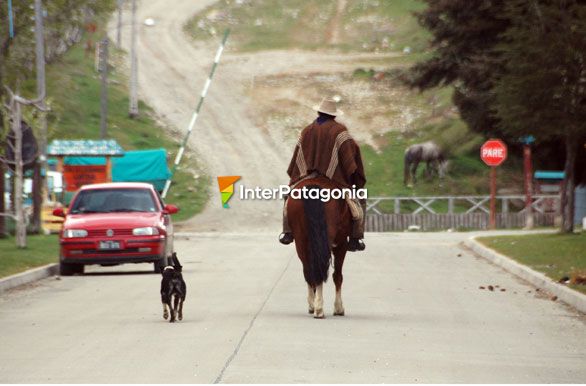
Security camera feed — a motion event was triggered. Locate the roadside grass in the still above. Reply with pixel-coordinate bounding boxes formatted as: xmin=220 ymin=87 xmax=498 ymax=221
xmin=39 ymin=37 xmax=209 ymax=222
xmin=477 ymin=233 xmax=586 ymax=295
xmin=0 ymin=235 xmax=58 ymax=279
xmin=184 ymin=0 xmax=426 ymax=53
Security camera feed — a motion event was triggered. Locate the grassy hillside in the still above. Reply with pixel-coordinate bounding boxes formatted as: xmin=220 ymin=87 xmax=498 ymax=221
xmin=185 ymin=0 xmax=428 ymax=53
xmin=33 ymin=37 xmax=209 ymax=221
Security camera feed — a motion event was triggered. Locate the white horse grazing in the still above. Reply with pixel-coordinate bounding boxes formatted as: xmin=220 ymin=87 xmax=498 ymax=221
xmin=404 ymin=141 xmax=448 ymax=186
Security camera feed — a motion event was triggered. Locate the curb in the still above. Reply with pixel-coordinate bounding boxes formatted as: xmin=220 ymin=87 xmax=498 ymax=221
xmin=0 ymin=264 xmax=59 ymax=293
xmin=464 ymin=237 xmax=586 ymax=314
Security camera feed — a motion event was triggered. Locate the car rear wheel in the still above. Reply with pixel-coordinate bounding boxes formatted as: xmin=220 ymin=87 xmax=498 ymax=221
xmin=60 ymin=262 xmax=84 ymax=276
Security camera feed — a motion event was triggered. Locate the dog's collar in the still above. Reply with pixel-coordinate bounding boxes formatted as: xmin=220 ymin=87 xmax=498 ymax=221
xmin=163 ymin=266 xmax=175 ymax=271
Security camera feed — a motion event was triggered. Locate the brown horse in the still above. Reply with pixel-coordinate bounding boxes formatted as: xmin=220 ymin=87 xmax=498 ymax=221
xmin=287 ymin=176 xmax=352 ymax=318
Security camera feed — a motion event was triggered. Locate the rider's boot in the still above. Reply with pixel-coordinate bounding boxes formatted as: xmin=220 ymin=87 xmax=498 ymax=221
xmin=279 ymin=198 xmax=294 ymax=245
xmin=348 ymin=200 xmax=366 ymax=252
xmin=348 ymin=237 xmax=365 ymax=252
xmin=279 ymin=232 xmax=294 ymax=245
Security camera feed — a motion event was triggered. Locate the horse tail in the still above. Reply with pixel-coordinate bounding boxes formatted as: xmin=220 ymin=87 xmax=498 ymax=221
xmin=303 ymin=185 xmax=331 ymax=286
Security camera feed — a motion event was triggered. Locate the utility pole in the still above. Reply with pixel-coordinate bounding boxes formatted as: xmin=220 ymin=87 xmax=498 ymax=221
xmin=116 ymin=0 xmax=124 ymax=47
xmin=33 ymin=0 xmax=46 ymax=233
xmin=129 ymin=0 xmax=139 ymax=118
xmin=99 ymin=37 xmax=109 ymax=139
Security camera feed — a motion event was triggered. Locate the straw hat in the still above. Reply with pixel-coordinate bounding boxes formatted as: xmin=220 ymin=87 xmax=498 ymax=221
xmin=313 ymin=97 xmax=344 ymax=116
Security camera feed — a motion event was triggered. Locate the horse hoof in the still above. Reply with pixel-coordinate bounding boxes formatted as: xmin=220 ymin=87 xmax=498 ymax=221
xmin=308 ymin=308 xmax=314 ymax=314
xmin=163 ymin=312 xmax=168 ymax=320
xmin=314 ymin=309 xmax=325 ymax=319
xmin=334 ymin=311 xmax=345 ymax=316
xmin=178 ymin=314 xmax=183 ymax=321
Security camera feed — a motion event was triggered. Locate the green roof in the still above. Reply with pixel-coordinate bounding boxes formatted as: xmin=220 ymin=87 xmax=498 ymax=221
xmin=47 ymin=139 xmax=124 ymax=156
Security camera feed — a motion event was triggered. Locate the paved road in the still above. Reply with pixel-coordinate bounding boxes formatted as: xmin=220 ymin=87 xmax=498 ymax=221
xmin=1 ymin=233 xmax=584 ymax=383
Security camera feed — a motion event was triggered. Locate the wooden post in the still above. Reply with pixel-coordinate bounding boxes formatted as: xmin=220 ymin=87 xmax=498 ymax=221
xmin=106 ymin=156 xmax=112 ymax=182
xmin=31 ymin=160 xmax=42 ymax=233
xmin=0 ymin=160 xmax=5 ymax=237
xmin=34 ymin=0 xmax=49 ymax=211
xmin=99 ymin=37 xmax=109 ymax=139
xmin=56 ymin=157 xmax=63 ymax=174
xmin=490 ymin=166 xmax=497 ymax=230
xmin=523 ymin=144 xmax=534 ymax=229
xmin=129 ymin=0 xmax=139 ymax=118
xmin=56 ymin=156 xmax=64 ymax=203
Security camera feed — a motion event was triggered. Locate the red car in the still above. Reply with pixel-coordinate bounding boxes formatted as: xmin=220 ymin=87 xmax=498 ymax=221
xmin=54 ymin=182 xmax=179 ymax=275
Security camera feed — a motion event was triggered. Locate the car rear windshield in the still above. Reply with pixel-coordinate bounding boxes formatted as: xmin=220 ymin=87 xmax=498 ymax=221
xmin=69 ymin=188 xmax=158 ymax=214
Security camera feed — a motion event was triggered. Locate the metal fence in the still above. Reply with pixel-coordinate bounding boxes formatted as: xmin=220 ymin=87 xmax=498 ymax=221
xmin=365 ymin=195 xmax=560 ymax=231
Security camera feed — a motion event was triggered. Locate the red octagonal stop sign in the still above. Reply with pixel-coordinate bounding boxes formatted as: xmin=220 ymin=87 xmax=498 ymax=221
xmin=481 ymin=139 xmax=508 ymax=166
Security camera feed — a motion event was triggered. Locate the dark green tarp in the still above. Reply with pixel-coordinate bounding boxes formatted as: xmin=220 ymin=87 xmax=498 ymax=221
xmin=50 ymin=148 xmax=171 ymax=191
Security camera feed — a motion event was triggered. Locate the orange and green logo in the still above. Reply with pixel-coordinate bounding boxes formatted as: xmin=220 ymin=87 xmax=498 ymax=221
xmin=217 ymin=176 xmax=241 ymax=208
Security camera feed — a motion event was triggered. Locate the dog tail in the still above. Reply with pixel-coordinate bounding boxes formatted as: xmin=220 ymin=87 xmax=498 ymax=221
xmin=171 ymin=253 xmax=183 ymax=272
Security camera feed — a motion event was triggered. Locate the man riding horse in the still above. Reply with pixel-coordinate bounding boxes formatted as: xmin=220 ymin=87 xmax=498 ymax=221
xmin=279 ymin=97 xmax=367 ymax=252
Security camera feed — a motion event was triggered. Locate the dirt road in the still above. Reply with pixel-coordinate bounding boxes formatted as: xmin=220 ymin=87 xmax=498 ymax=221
xmin=111 ymin=0 xmax=284 ymax=233
xmin=110 ymin=0 xmax=401 ymax=233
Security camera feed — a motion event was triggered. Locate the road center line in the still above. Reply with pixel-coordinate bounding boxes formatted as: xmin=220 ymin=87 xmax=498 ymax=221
xmin=213 ymin=254 xmax=293 ymax=383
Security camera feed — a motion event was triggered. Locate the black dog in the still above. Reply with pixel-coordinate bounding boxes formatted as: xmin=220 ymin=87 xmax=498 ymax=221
xmin=160 ymin=253 xmax=186 ymax=323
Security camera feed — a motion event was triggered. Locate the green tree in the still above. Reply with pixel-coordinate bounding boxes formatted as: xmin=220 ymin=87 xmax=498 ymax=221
xmin=1 ymin=0 xmax=116 ymax=118
xmin=408 ymin=0 xmax=586 ymax=231
xmin=406 ymin=0 xmax=509 ymax=137
xmin=0 ymin=0 xmax=114 ymax=236
xmin=494 ymin=0 xmax=586 ymax=232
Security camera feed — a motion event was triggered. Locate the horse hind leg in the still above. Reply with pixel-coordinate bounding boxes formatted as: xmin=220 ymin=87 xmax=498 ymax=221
xmin=307 ymin=284 xmax=316 ymax=314
xmin=332 ymin=247 xmax=346 ymax=316
xmin=313 ymin=283 xmax=325 ymax=319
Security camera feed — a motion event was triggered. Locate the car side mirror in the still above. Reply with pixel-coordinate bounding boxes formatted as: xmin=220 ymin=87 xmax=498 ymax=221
xmin=52 ymin=208 xmax=66 ymax=218
xmin=164 ymin=204 xmax=179 ymax=214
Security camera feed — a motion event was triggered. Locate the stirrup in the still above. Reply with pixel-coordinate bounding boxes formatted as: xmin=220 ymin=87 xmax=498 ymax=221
xmin=348 ymin=238 xmax=365 ymax=252
xmin=279 ymin=232 xmax=294 ymax=245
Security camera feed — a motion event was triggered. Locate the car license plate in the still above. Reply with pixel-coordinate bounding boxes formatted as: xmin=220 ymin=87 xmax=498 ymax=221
xmin=99 ymin=240 xmax=121 ymax=250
